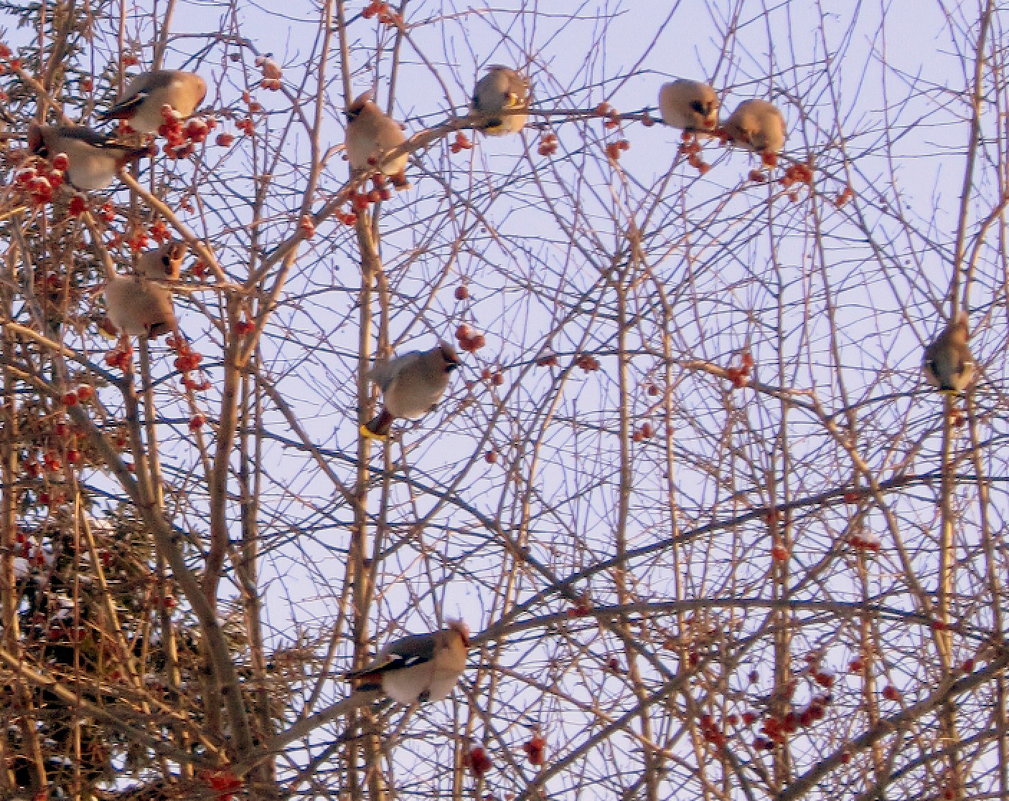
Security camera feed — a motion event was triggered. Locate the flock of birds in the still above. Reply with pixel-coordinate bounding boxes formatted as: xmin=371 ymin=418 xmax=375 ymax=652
xmin=16 ymin=64 xmax=976 ymax=704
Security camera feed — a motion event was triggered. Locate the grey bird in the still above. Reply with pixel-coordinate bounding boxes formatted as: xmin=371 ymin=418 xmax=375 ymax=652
xmin=362 ymin=342 xmax=461 ymax=439
xmin=723 ymin=99 xmax=786 ymax=157
xmin=97 ymin=69 xmax=207 ymax=134
xmin=471 ymin=66 xmax=530 ymax=135
xmin=345 ymin=90 xmax=409 ymax=185
xmin=345 ymin=621 xmax=469 ymax=704
xmin=104 ymin=241 xmax=187 ymax=339
xmin=923 ymin=310 xmax=975 ymax=394
xmin=28 ymin=124 xmax=149 ymax=190
xmin=658 ymin=79 xmax=719 ymax=132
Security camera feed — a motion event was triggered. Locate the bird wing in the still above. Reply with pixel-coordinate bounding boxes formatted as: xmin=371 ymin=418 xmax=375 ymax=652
xmin=368 ymin=351 xmax=421 ymax=390
xmin=345 ymin=632 xmax=437 ymax=678
xmin=97 ymin=72 xmax=166 ymax=119
xmin=97 ymin=92 xmax=149 ymax=119
xmin=59 ymin=126 xmax=146 ymax=154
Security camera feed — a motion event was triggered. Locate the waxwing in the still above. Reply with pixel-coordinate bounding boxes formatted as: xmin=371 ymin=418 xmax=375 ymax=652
xmin=104 ymin=241 xmax=187 ymax=338
xmin=97 ymin=70 xmax=207 ymax=134
xmin=362 ymin=342 xmax=460 ymax=439
xmin=923 ymin=310 xmax=975 ymax=394
xmin=658 ymin=79 xmax=719 ymax=132
xmin=28 ymin=123 xmax=149 ymax=190
xmin=471 ymin=66 xmax=530 ymax=135
xmin=723 ymin=99 xmax=786 ymax=157
xmin=345 ymin=621 xmax=469 ymax=704
xmin=345 ymin=90 xmax=409 ymax=186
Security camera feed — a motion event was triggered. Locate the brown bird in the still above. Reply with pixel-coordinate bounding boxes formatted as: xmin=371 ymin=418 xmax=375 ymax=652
xmin=923 ymin=310 xmax=975 ymax=394
xmin=658 ymin=79 xmax=719 ymax=132
xmin=345 ymin=621 xmax=469 ymax=704
xmin=104 ymin=242 xmax=187 ymax=340
xmin=28 ymin=124 xmax=148 ymax=190
xmin=97 ymin=69 xmax=207 ymax=134
xmin=471 ymin=66 xmax=530 ymax=135
xmin=345 ymin=90 xmax=409 ymax=186
xmin=723 ymin=99 xmax=786 ymax=158
xmin=361 ymin=342 xmax=461 ymax=440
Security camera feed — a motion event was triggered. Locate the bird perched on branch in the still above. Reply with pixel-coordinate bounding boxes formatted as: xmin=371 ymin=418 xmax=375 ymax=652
xmin=923 ymin=309 xmax=975 ymax=394
xmin=658 ymin=79 xmax=719 ymax=133
xmin=471 ymin=66 xmax=530 ymax=135
xmin=28 ymin=123 xmax=149 ymax=190
xmin=723 ymin=99 xmax=786 ymax=161
xmin=345 ymin=90 xmax=409 ymax=187
xmin=361 ymin=342 xmax=461 ymax=440
xmin=97 ymin=69 xmax=207 ymax=134
xmin=104 ymin=241 xmax=187 ymax=341
xmin=345 ymin=621 xmax=470 ymax=704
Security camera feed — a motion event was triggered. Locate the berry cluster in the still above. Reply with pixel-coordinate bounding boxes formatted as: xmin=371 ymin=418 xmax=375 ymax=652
xmin=362 ymin=1 xmax=400 ymax=24
xmin=14 ymin=151 xmax=67 ymax=205
xmin=256 ymin=56 xmax=282 ymax=91
xmin=537 ymin=133 xmax=558 ymax=156
xmin=158 ymin=105 xmax=216 ymax=159
xmin=462 ymin=744 xmax=492 ymax=778
xmin=455 ymin=323 xmax=486 ymax=353
xmin=725 ymin=350 xmax=754 ymax=389
xmin=450 ymin=131 xmax=473 ymax=154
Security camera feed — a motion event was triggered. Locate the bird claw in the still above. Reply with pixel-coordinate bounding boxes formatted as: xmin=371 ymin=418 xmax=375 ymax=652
xmin=359 ymin=424 xmax=388 ymax=441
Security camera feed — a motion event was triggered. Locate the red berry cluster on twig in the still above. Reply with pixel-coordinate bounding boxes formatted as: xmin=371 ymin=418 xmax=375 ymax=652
xmin=256 ymin=56 xmax=282 ymax=91
xmin=678 ymin=132 xmax=711 ymax=174
xmin=725 ymin=350 xmax=754 ymax=389
xmin=14 ymin=151 xmax=66 ymax=205
xmin=456 ymin=323 xmax=485 ymax=353
xmin=362 ymin=1 xmax=400 ymax=24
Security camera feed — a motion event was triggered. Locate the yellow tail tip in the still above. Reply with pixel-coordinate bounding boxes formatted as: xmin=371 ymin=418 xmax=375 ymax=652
xmin=359 ymin=424 xmax=388 ymax=442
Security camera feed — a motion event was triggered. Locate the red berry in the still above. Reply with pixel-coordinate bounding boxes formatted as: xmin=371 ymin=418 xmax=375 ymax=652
xmin=189 ymin=414 xmax=206 ymax=431
xmin=454 ymin=285 xmax=469 ymax=300
xmin=771 ymin=544 xmax=788 ymax=562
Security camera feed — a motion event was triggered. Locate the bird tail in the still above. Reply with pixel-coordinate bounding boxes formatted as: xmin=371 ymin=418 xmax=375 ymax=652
xmin=361 ymin=408 xmax=393 ymax=439
xmin=478 ymin=118 xmax=507 ymax=135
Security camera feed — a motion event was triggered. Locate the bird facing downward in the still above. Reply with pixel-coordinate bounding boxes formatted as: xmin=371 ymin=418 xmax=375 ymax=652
xmin=658 ymin=79 xmax=719 ymax=132
xmin=345 ymin=620 xmax=470 ymax=704
xmin=104 ymin=241 xmax=187 ymax=339
xmin=723 ymin=99 xmax=787 ymax=159
xmin=28 ymin=123 xmax=149 ymax=190
xmin=97 ymin=69 xmax=207 ymax=134
xmin=362 ymin=342 xmax=461 ymax=440
xmin=923 ymin=310 xmax=975 ymax=394
xmin=345 ymin=90 xmax=409 ymax=186
xmin=471 ymin=66 xmax=530 ymax=136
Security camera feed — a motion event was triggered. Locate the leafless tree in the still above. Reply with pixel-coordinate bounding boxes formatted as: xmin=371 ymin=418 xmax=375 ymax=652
xmin=0 ymin=1 xmax=1006 ymax=800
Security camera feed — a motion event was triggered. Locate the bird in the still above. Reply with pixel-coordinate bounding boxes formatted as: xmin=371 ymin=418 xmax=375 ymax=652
xmin=723 ymin=99 xmax=786 ymax=160
xmin=923 ymin=310 xmax=975 ymax=394
xmin=28 ymin=124 xmax=149 ymax=190
xmin=345 ymin=90 xmax=409 ymax=186
xmin=97 ymin=69 xmax=207 ymax=134
xmin=361 ymin=342 xmax=461 ymax=439
xmin=345 ymin=621 xmax=469 ymax=704
xmin=471 ymin=66 xmax=530 ymax=135
xmin=104 ymin=241 xmax=187 ymax=340
xmin=657 ymin=79 xmax=719 ymax=132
